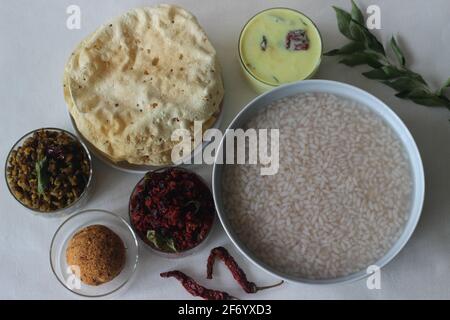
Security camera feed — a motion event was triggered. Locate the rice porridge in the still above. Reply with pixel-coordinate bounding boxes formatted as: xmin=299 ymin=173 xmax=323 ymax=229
xmin=222 ymin=92 xmax=413 ymax=279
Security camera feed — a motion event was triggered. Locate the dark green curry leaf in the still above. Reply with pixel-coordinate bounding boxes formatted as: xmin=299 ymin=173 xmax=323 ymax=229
xmin=35 ymin=156 xmax=48 ymax=195
xmin=362 ymin=68 xmax=389 ymax=80
xmin=333 ymin=6 xmax=353 ymax=40
xmin=410 ymin=96 xmax=450 ymax=107
xmin=324 ymin=49 xmax=340 ymax=56
xmin=350 ymin=0 xmax=365 ymax=24
xmin=364 ymin=66 xmax=425 ymax=83
xmin=360 ymin=25 xmax=385 ymax=55
xmin=390 ymin=36 xmax=406 ymax=66
xmin=349 ymin=20 xmax=366 ymax=42
xmin=395 ymin=88 xmax=450 ymax=107
xmin=339 ymin=52 xmax=384 ymax=68
xmin=363 ymin=67 xmax=400 ymax=80
xmin=324 ymin=41 xmax=364 ymax=56
xmin=438 ymin=77 xmax=450 ymax=96
xmin=327 ymin=0 xmax=450 ymax=109
xmin=382 ymin=77 xmax=428 ymax=93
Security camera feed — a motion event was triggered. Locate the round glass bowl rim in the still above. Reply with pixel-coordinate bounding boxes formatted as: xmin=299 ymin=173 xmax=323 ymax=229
xmin=49 ymin=209 xmax=139 ymax=298
xmin=128 ymin=166 xmax=216 ymax=256
xmin=238 ymin=7 xmax=324 ymax=87
xmin=212 ymin=79 xmax=425 ymax=285
xmin=4 ymin=127 xmax=93 ymax=216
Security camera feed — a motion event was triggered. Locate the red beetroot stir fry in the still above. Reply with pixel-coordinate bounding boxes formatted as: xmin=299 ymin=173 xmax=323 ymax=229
xmin=130 ymin=168 xmax=215 ymax=253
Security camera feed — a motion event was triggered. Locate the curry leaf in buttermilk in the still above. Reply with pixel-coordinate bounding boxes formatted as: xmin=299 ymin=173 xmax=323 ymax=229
xmin=326 ymin=0 xmax=450 ymax=109
xmin=260 ymin=35 xmax=268 ymax=51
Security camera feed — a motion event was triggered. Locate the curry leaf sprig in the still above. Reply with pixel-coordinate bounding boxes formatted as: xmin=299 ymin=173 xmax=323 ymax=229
xmin=325 ymin=0 xmax=450 ymax=108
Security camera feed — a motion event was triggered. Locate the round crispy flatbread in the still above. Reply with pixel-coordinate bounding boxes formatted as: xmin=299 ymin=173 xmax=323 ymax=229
xmin=63 ymin=5 xmax=224 ymax=165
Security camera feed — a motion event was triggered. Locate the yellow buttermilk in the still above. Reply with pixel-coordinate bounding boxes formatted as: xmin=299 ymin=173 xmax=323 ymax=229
xmin=239 ymin=8 xmax=322 ymax=92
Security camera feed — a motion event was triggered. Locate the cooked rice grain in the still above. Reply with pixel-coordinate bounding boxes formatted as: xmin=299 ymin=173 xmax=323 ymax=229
xmin=222 ymin=93 xmax=413 ymax=279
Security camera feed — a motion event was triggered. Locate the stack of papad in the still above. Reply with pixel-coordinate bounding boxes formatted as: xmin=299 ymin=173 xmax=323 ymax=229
xmin=63 ymin=4 xmax=224 ymax=165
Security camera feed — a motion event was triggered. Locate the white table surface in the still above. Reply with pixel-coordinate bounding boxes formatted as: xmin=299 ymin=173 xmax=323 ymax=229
xmin=1 ymin=0 xmax=450 ymax=300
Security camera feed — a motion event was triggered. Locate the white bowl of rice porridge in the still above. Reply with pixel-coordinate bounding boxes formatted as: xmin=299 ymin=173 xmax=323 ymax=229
xmin=212 ymin=80 xmax=424 ymax=284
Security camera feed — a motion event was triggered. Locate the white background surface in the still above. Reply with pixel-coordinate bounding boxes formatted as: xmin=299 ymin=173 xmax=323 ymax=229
xmin=1 ymin=0 xmax=449 ymax=299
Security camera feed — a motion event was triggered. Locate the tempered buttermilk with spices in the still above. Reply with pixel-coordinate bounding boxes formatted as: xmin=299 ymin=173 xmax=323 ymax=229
xmin=129 ymin=168 xmax=215 ymax=253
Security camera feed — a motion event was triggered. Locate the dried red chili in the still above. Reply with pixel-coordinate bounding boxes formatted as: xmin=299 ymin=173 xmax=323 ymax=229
xmin=160 ymin=271 xmax=236 ymax=300
xmin=207 ymin=246 xmax=284 ymax=293
xmin=129 ymin=168 xmax=215 ymax=253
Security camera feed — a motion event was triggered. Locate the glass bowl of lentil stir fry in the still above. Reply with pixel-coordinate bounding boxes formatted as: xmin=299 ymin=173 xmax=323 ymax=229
xmin=5 ymin=128 xmax=93 ymax=217
xmin=129 ymin=167 xmax=216 ymax=258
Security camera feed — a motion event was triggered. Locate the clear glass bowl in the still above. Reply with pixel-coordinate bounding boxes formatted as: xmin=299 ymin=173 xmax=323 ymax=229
xmin=50 ymin=209 xmax=139 ymax=298
xmin=238 ymin=7 xmax=323 ymax=93
xmin=4 ymin=128 xmax=93 ymax=218
xmin=128 ymin=167 xmax=215 ymax=258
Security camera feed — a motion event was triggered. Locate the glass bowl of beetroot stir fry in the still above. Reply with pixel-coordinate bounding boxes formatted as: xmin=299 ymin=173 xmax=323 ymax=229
xmin=129 ymin=167 xmax=215 ymax=256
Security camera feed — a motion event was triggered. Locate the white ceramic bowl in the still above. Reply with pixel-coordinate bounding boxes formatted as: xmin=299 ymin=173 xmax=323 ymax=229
xmin=212 ymin=79 xmax=425 ymax=285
